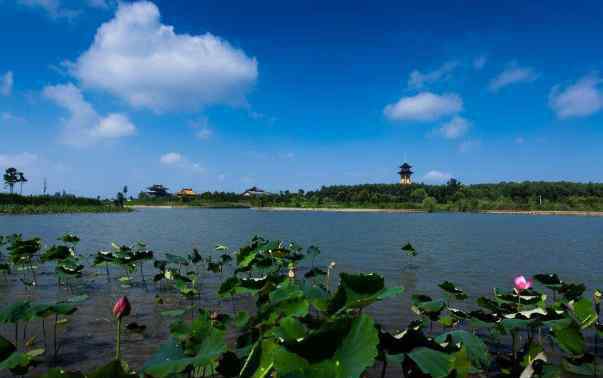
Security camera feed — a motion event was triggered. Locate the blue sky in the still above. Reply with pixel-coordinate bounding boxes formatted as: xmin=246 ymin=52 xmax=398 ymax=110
xmin=1 ymin=0 xmax=603 ymax=197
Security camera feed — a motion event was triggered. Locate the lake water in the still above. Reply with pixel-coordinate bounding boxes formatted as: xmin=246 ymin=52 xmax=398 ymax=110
xmin=1 ymin=208 xmax=602 ymax=374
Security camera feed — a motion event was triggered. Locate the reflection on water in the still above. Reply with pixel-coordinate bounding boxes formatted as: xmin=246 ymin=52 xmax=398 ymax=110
xmin=0 ymin=208 xmax=602 ymax=374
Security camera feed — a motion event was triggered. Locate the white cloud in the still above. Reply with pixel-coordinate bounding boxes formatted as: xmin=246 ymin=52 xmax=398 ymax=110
xmin=439 ymin=116 xmax=470 ymax=139
xmin=43 ymin=83 xmax=136 ymax=146
xmin=384 ymin=92 xmax=463 ymax=122
xmin=0 ymin=152 xmax=38 ymax=170
xmin=408 ymin=61 xmax=458 ymax=89
xmin=549 ymin=74 xmax=603 ymax=119
xmin=72 ymin=1 xmax=258 ymax=112
xmin=473 ymin=55 xmax=487 ymax=70
xmin=1 ymin=71 xmax=13 ymax=96
xmin=423 ymin=170 xmax=452 ymax=184
xmin=160 ymin=152 xmax=204 ymax=173
xmin=489 ymin=62 xmax=538 ymax=91
xmin=159 ymin=152 xmax=182 ymax=165
xmin=93 ymin=113 xmax=135 ymax=138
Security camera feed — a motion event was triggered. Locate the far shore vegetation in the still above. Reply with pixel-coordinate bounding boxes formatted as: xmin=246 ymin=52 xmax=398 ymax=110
xmin=5 ymin=167 xmax=603 ymax=215
xmin=132 ymin=180 xmax=603 ymax=214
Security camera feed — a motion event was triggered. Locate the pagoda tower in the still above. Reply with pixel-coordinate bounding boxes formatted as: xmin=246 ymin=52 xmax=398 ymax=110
xmin=398 ymin=163 xmax=413 ymax=185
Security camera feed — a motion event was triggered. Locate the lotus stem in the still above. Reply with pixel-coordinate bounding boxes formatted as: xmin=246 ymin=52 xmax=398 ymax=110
xmin=14 ymin=322 xmax=18 ymax=350
xmin=511 ymin=329 xmax=518 ymax=368
xmin=115 ymin=317 xmax=122 ymax=360
xmin=53 ymin=314 xmax=58 ymax=361
xmin=42 ymin=318 xmax=47 ymax=352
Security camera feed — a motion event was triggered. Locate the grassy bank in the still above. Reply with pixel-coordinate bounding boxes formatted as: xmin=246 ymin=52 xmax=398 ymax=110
xmin=0 ymin=204 xmax=132 ymax=215
xmin=0 ymin=193 xmax=131 ymax=215
xmin=129 ymin=198 xmax=251 ymax=209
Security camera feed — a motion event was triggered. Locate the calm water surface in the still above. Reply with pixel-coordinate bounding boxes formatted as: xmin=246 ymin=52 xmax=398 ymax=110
xmin=0 ymin=208 xmax=602 ymax=375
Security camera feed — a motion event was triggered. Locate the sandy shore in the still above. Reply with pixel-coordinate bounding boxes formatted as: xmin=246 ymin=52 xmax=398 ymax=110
xmin=254 ymin=207 xmax=603 ymax=217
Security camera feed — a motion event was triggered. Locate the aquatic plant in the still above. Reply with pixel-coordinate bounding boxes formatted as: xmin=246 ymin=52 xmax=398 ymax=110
xmin=0 ymin=232 xmax=601 ymax=377
xmin=113 ymin=296 xmax=131 ymax=361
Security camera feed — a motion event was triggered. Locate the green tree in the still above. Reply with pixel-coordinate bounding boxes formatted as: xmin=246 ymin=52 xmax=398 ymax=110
xmin=3 ymin=168 xmax=19 ymax=194
xmin=17 ymin=172 xmax=27 ymax=195
xmin=422 ymin=196 xmax=437 ymax=212
xmin=115 ymin=192 xmax=125 ymax=207
xmin=410 ymin=188 xmax=427 ymax=203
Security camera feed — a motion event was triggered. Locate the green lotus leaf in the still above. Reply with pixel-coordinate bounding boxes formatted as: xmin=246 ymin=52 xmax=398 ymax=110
xmin=235 ymin=311 xmax=251 ymax=330
xmin=411 ymin=294 xmax=446 ymax=320
xmin=569 ymin=298 xmax=597 ymax=329
xmin=0 ymin=348 xmax=44 ymax=375
xmin=42 ymin=245 xmax=74 ymax=262
xmin=561 ymin=354 xmax=600 ymax=376
xmin=328 ymin=272 xmax=404 ymax=314
xmin=407 ymin=347 xmax=453 ymax=378
xmin=533 ymin=273 xmax=563 ymax=291
xmin=551 ymin=319 xmax=585 ymax=356
xmin=0 ymin=300 xmax=32 ymax=323
xmin=0 ymin=335 xmax=16 ymax=362
xmin=272 ymin=317 xmax=306 ymax=343
xmin=401 ymin=242 xmax=417 ymax=256
xmin=438 ymin=281 xmax=468 ymax=300
xmin=435 ymin=330 xmax=491 ymax=371
xmin=87 ymin=359 xmax=137 ymax=378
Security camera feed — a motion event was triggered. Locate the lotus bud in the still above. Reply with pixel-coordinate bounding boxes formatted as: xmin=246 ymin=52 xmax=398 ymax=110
xmin=113 ymin=296 xmax=131 ymax=319
xmin=513 ymin=275 xmax=532 ymax=292
xmin=329 ymin=261 xmax=336 ymax=269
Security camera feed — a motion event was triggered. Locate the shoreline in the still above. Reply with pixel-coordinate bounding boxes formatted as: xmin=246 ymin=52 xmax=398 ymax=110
xmin=127 ymin=205 xmax=603 ymax=217
xmin=253 ymin=207 xmax=603 ymax=217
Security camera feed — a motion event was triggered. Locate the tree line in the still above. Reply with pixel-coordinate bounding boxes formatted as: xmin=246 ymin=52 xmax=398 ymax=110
xmin=248 ymin=179 xmax=603 ymax=211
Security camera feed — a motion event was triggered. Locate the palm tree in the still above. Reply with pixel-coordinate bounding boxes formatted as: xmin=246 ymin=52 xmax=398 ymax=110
xmin=3 ymin=168 xmax=18 ymax=194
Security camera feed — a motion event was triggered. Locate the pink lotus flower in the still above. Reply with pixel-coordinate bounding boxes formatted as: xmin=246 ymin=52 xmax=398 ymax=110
xmin=514 ymin=275 xmax=532 ymax=292
xmin=112 ymin=296 xmax=131 ymax=319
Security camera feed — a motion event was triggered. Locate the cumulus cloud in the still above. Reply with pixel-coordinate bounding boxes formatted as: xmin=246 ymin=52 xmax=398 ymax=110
xmin=93 ymin=113 xmax=135 ymax=138
xmin=384 ymin=92 xmax=463 ymax=122
xmin=549 ymin=74 xmax=603 ymax=119
xmin=72 ymin=1 xmax=258 ymax=112
xmin=160 ymin=152 xmax=204 ymax=173
xmin=423 ymin=170 xmax=452 ymax=184
xmin=489 ymin=62 xmax=538 ymax=91
xmin=43 ymin=83 xmax=136 ymax=146
xmin=439 ymin=116 xmax=470 ymax=139
xmin=1 ymin=71 xmax=13 ymax=96
xmin=408 ymin=61 xmax=458 ymax=89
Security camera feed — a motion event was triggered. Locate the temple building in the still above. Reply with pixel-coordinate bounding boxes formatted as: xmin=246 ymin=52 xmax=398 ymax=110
xmin=398 ymin=163 xmax=413 ymax=185
xmin=176 ymin=188 xmax=197 ymax=198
